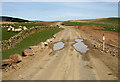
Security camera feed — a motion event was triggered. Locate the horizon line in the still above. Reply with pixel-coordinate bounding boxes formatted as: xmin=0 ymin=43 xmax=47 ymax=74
xmin=0 ymin=15 xmax=119 ymax=21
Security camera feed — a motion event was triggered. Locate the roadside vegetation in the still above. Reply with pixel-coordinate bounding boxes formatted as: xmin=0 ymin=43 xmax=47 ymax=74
xmin=2 ymin=28 xmax=63 ymax=59
xmin=2 ymin=22 xmax=44 ymax=40
xmin=62 ymin=18 xmax=119 ymax=32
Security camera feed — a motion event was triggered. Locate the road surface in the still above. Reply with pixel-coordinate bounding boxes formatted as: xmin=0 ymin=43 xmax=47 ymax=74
xmin=2 ymin=26 xmax=118 ymax=80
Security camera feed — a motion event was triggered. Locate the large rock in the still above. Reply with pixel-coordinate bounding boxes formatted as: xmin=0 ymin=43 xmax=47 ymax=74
xmin=53 ymin=35 xmax=56 ymax=38
xmin=0 ymin=59 xmax=12 ymax=66
xmin=46 ymin=39 xmax=51 ymax=44
xmin=29 ymin=46 xmax=40 ymax=50
xmin=22 ymin=49 xmax=34 ymax=56
xmin=9 ymin=54 xmax=22 ymax=63
xmin=44 ymin=42 xmax=48 ymax=46
xmin=38 ymin=42 xmax=45 ymax=48
xmin=49 ymin=38 xmax=54 ymax=43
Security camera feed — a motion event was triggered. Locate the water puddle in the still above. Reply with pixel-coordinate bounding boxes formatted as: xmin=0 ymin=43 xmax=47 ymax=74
xmin=53 ymin=42 xmax=64 ymax=51
xmin=73 ymin=39 xmax=89 ymax=53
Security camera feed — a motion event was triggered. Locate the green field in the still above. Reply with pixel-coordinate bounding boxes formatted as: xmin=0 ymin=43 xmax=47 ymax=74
xmin=92 ymin=18 xmax=119 ymax=25
xmin=2 ymin=28 xmax=18 ymax=40
xmin=62 ymin=18 xmax=119 ymax=32
xmin=2 ymin=22 xmax=41 ymax=29
xmin=2 ymin=28 xmax=63 ymax=59
xmin=2 ymin=22 xmax=43 ymax=40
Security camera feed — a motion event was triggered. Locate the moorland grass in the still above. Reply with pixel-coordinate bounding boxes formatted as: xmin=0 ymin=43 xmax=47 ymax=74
xmin=2 ymin=28 xmax=63 ymax=59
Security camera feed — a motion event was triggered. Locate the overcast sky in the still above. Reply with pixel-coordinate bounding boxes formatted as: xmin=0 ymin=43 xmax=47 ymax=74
xmin=2 ymin=2 xmax=118 ymax=21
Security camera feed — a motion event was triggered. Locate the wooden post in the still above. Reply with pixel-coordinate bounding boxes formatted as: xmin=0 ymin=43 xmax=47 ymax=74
xmin=103 ymin=34 xmax=105 ymax=51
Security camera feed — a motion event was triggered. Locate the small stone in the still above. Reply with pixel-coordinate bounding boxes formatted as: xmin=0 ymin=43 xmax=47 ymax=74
xmin=108 ymin=72 xmax=112 ymax=75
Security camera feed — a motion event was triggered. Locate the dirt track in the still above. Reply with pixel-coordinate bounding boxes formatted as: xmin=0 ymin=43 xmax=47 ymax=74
xmin=2 ymin=25 xmax=118 ymax=80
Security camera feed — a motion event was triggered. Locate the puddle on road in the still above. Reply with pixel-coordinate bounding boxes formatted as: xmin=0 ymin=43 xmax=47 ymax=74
xmin=53 ymin=42 xmax=64 ymax=51
xmin=73 ymin=39 xmax=89 ymax=53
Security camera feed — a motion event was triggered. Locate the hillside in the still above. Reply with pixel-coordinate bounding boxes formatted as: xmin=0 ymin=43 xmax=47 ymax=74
xmin=0 ymin=16 xmax=29 ymax=22
xmin=69 ymin=17 xmax=119 ymax=25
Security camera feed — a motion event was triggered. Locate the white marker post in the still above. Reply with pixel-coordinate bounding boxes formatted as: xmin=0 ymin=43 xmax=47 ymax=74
xmin=103 ymin=34 xmax=105 ymax=51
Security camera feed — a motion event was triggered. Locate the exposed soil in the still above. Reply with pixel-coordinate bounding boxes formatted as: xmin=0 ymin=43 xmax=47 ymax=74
xmin=78 ymin=25 xmax=118 ymax=47
xmin=2 ymin=24 xmax=118 ymax=80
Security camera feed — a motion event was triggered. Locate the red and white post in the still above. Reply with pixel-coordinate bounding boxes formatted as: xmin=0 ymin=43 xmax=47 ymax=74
xmin=103 ymin=34 xmax=105 ymax=51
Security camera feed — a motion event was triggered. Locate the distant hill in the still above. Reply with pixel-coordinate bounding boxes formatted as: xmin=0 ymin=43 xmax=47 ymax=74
xmin=69 ymin=17 xmax=119 ymax=25
xmin=0 ymin=16 xmax=29 ymax=22
xmin=90 ymin=17 xmax=119 ymax=23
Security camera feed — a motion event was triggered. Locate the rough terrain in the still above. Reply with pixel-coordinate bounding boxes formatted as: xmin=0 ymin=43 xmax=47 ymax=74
xmin=2 ymin=25 xmax=118 ymax=80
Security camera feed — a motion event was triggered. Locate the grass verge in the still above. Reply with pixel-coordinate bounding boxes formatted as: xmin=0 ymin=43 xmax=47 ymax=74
xmin=2 ymin=28 xmax=63 ymax=59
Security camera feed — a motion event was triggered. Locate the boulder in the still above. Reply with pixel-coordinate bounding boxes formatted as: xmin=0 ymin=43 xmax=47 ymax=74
xmin=22 ymin=49 xmax=34 ymax=56
xmin=44 ymin=42 xmax=48 ymax=46
xmin=50 ymin=38 xmax=54 ymax=42
xmin=29 ymin=46 xmax=40 ymax=50
xmin=53 ymin=35 xmax=56 ymax=38
xmin=9 ymin=54 xmax=22 ymax=63
xmin=39 ymin=42 xmax=45 ymax=48
xmin=0 ymin=59 xmax=12 ymax=66
xmin=46 ymin=39 xmax=51 ymax=44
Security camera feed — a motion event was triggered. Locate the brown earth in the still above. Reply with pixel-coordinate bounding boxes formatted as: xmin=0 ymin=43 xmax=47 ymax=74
xmin=36 ymin=21 xmax=61 ymax=26
xmin=69 ymin=18 xmax=106 ymax=22
xmin=2 ymin=23 xmax=118 ymax=80
xmin=78 ymin=25 xmax=118 ymax=48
